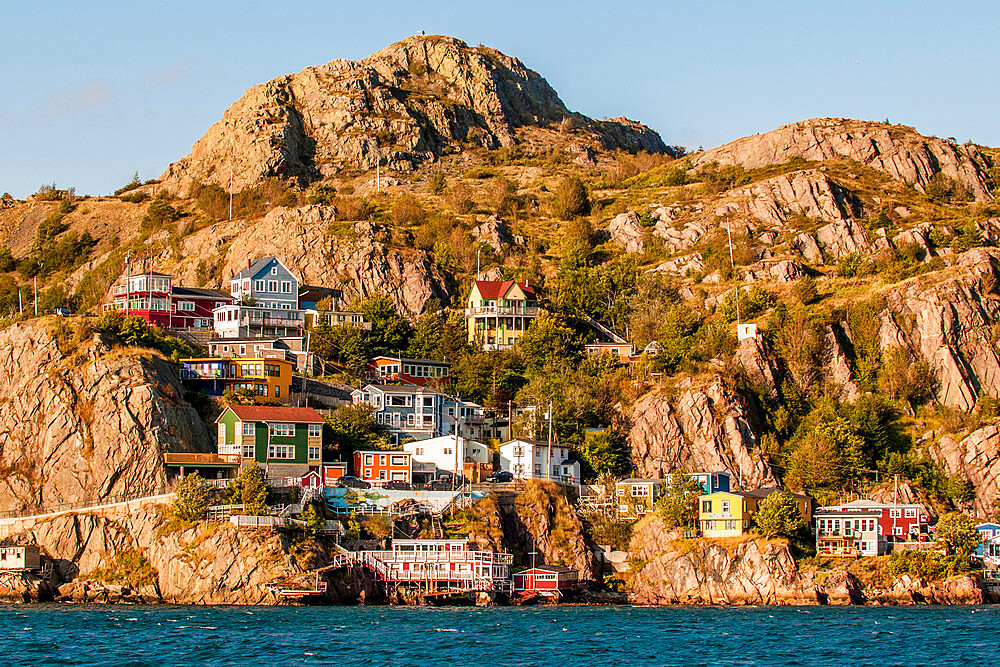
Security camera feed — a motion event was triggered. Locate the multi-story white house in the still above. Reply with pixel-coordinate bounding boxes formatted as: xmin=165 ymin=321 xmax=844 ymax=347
xmin=497 ymin=438 xmax=580 ymax=483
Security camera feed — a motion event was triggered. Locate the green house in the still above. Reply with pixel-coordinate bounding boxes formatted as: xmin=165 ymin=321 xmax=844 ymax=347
xmin=216 ymin=404 xmax=324 ymax=478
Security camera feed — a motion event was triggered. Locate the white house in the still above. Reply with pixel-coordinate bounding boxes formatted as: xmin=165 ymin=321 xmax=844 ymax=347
xmin=402 ymin=435 xmax=490 ymax=480
xmin=498 ymin=438 xmax=580 ymax=483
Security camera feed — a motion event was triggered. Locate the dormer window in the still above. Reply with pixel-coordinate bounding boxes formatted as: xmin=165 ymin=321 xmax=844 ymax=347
xmin=271 ymin=267 xmax=277 ymax=275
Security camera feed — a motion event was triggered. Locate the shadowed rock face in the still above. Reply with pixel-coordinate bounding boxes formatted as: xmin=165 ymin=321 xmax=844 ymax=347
xmin=693 ymin=118 xmax=994 ymax=201
xmin=160 ymin=35 xmax=667 ymax=194
xmin=0 ymin=322 xmax=211 ymax=514
xmin=931 ymin=425 xmax=1000 ymax=517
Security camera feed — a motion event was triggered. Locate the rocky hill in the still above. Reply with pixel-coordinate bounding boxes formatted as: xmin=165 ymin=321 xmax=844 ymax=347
xmin=0 ymin=320 xmax=211 ymax=513
xmin=160 ymin=35 xmax=668 ymax=194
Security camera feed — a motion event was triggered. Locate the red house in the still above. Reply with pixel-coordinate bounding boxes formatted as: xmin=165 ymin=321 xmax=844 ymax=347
xmin=103 ymin=271 xmax=233 ymax=330
xmin=353 ymin=450 xmax=412 ymax=485
xmin=822 ymin=499 xmax=931 ymax=542
xmin=368 ymin=356 xmax=452 ymax=387
xmin=169 ymin=286 xmax=234 ymax=330
xmin=512 ymin=565 xmax=579 ymax=591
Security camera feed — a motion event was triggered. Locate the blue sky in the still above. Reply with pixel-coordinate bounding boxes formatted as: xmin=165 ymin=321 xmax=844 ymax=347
xmin=1 ymin=1 xmax=997 ymax=198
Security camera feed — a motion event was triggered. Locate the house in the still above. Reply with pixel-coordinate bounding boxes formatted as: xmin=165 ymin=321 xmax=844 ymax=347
xmin=401 ymin=434 xmax=491 ymax=483
xmin=822 ymin=499 xmax=931 ymax=543
xmin=615 ymin=478 xmax=665 ymax=520
xmin=497 ymin=438 xmax=580 ymax=483
xmin=368 ymin=356 xmax=452 ymax=387
xmin=737 ymin=323 xmax=758 ymax=341
xmin=353 ymin=450 xmax=412 ymax=484
xmin=297 ymin=285 xmax=340 ymax=310
xmin=814 ymin=507 xmax=886 ymax=557
xmin=583 ymin=342 xmax=635 ymax=364
xmin=691 ymin=471 xmax=731 ymax=495
xmin=512 ymin=565 xmax=579 ymax=592
xmin=206 ymin=336 xmax=322 ymax=374
xmin=0 ymin=545 xmax=41 ymax=570
xmin=464 ymin=280 xmax=539 ymax=350
xmin=303 ymin=309 xmax=372 ymax=331
xmin=322 ymin=462 xmax=348 ymax=486
xmin=973 ymin=523 xmax=1000 ymax=557
xmin=214 ymin=405 xmax=324 ymax=479
xmin=351 ymin=384 xmax=481 ymax=444
xmin=229 ymin=256 xmax=300 ymax=310
xmin=212 ymin=303 xmax=305 ymax=339
xmin=699 ymin=488 xmax=812 ymax=538
xmin=353 ymin=539 xmax=512 ymax=591
xmin=103 ymin=271 xmax=234 ymax=330
xmin=179 ymin=357 xmax=293 ymax=401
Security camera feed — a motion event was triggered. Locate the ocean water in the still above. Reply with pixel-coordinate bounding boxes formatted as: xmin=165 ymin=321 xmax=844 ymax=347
xmin=1 ymin=604 xmax=993 ymax=666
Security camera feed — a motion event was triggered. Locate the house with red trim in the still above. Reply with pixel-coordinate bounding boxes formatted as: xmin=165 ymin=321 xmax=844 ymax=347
xmin=353 ymin=450 xmax=412 ymax=485
xmin=368 ymin=356 xmax=452 ymax=387
xmin=818 ymin=499 xmax=932 ymax=544
xmin=464 ymin=279 xmax=539 ymax=350
xmin=512 ymin=565 xmax=579 ymax=592
xmin=103 ymin=271 xmax=234 ymax=330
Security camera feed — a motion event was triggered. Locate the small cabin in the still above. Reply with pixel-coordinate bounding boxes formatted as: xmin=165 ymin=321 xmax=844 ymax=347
xmin=0 ymin=545 xmax=41 ymax=570
xmin=323 ymin=462 xmax=347 ymax=486
xmin=512 ymin=565 xmax=579 ymax=591
xmin=301 ymin=470 xmax=322 ymax=489
xmin=737 ymin=323 xmax=758 ymax=341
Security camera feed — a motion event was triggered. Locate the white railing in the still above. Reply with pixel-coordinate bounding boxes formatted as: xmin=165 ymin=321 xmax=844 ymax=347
xmin=465 ymin=306 xmax=538 ymax=317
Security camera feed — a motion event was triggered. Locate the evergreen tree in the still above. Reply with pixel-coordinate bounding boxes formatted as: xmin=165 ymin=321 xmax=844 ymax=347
xmin=172 ymin=472 xmax=211 ymax=522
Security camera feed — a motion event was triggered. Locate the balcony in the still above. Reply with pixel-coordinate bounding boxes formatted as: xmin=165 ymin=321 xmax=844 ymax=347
xmin=465 ymin=305 xmax=539 ymax=317
xmin=164 ymin=452 xmax=241 ymax=466
xmin=180 ymin=368 xmax=228 ymax=380
xmin=239 ymin=315 xmax=305 ymax=328
xmin=817 ymin=546 xmax=859 ymax=557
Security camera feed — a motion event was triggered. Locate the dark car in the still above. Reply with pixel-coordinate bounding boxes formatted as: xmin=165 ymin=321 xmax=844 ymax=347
xmin=382 ymin=480 xmax=410 ymax=490
xmin=487 ymin=471 xmax=513 ymax=483
xmin=336 ymin=476 xmax=370 ymax=489
xmin=424 ymin=478 xmax=454 ymax=490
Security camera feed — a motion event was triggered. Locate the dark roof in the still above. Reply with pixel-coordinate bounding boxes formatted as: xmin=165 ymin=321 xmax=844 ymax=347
xmin=370 ymin=356 xmax=452 ymax=367
xmin=518 ymin=565 xmax=577 ymax=574
xmin=741 ymin=487 xmax=811 ymax=500
xmin=172 ymin=286 xmax=233 ymax=300
xmin=225 ymin=405 xmax=324 ymax=423
xmin=474 ymin=280 xmax=536 ymax=300
xmin=128 ymin=271 xmax=173 ymax=278
xmin=232 ymin=256 xmax=279 ymax=281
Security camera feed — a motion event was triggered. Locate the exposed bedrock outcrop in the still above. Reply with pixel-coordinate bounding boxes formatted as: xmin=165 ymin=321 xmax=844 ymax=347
xmin=930 ymin=425 xmax=1000 ymax=517
xmin=160 ymin=205 xmax=450 ymax=316
xmin=161 ymin=35 xmax=666 ymax=193
xmin=608 ymin=210 xmax=646 ymax=254
xmin=877 ymin=248 xmax=1000 ymax=410
xmin=693 ymin=117 xmax=993 ymax=200
xmin=728 ymin=170 xmax=862 ymax=227
xmin=624 ymin=378 xmax=777 ymax=488
xmin=0 ymin=322 xmax=211 ymax=514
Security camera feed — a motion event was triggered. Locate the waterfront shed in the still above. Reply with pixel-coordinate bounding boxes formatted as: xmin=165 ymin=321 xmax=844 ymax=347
xmin=512 ymin=565 xmax=579 ymax=591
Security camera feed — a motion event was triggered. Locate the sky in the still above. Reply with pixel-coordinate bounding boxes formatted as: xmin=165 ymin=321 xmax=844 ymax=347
xmin=1 ymin=1 xmax=998 ymax=198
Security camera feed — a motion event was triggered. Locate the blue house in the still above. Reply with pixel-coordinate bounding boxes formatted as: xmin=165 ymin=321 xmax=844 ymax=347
xmin=691 ymin=471 xmax=731 ymax=494
xmin=975 ymin=522 xmax=1000 ymax=557
xmin=351 ymin=384 xmax=484 ymax=445
xmin=229 ymin=256 xmax=300 ymax=310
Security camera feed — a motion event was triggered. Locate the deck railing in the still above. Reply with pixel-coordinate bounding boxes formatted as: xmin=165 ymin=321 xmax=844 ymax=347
xmin=164 ymin=452 xmax=241 ymax=466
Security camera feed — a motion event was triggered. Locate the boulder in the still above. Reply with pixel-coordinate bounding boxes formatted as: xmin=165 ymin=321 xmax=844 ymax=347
xmin=791 ymin=232 xmax=824 ymax=264
xmin=650 ymin=253 xmax=704 ymax=276
xmin=473 ymin=215 xmax=525 ymax=253
xmin=608 ymin=211 xmax=646 ymax=254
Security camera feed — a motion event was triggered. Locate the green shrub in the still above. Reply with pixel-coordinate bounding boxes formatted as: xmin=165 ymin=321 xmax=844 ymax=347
xmin=552 ymin=177 xmax=591 ymax=220
xmin=792 ymin=275 xmax=818 ymax=304
xmin=307 ymin=183 xmax=337 ymax=206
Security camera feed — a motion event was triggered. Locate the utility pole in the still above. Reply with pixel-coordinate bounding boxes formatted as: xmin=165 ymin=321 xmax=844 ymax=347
xmin=451 ymin=395 xmax=460 ymax=517
xmin=124 ymin=251 xmax=130 ymax=316
xmin=300 ymin=332 xmax=312 ymax=407
xmin=726 ymin=215 xmax=741 ymax=328
xmin=229 ymin=165 xmax=234 ymax=221
xmin=33 ymin=277 xmax=37 ymax=316
xmin=546 ymin=401 xmax=553 ymax=482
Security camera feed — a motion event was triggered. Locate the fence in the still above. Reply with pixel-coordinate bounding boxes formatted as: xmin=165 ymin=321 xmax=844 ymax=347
xmin=0 ymin=486 xmax=172 ymax=520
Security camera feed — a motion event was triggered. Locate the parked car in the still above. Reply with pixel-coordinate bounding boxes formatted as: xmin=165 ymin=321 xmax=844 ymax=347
xmin=382 ymin=480 xmax=411 ymax=490
xmin=487 ymin=471 xmax=513 ymax=483
xmin=53 ymin=307 xmax=71 ymax=317
xmin=336 ymin=476 xmax=370 ymax=489
xmin=424 ymin=478 xmax=454 ymax=490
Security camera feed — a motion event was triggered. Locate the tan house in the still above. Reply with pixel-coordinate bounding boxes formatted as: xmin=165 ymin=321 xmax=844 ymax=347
xmin=699 ymin=487 xmax=812 ymax=538
xmin=465 ymin=280 xmax=538 ymax=350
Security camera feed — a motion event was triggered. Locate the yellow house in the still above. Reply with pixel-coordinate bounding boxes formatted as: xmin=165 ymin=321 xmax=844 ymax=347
xmin=464 ymin=279 xmax=539 ymax=350
xmin=699 ymin=488 xmax=812 ymax=537
xmin=180 ymin=357 xmax=294 ymax=402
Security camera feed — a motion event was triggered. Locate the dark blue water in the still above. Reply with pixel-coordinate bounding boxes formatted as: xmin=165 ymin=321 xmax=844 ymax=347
xmin=1 ymin=604 xmax=994 ymax=665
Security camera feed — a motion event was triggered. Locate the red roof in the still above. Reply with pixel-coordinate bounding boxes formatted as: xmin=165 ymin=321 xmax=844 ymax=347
xmin=225 ymin=405 xmax=324 ymax=423
xmin=474 ymin=280 xmax=536 ymax=299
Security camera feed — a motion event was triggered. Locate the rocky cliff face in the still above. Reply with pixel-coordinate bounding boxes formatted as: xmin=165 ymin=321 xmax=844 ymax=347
xmin=161 ymin=205 xmax=449 ymax=315
xmin=877 ymin=248 xmax=1000 ymax=410
xmin=625 ymin=515 xmax=988 ymax=605
xmin=624 ymin=378 xmax=777 ymax=489
xmin=931 ymin=425 xmax=1000 ymax=517
xmin=0 ymin=321 xmax=211 ymax=513
xmin=160 ymin=35 xmax=666 ymax=194
xmin=693 ymin=118 xmax=993 ymax=200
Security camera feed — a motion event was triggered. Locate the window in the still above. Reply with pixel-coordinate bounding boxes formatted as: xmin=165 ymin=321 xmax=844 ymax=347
xmin=443 ymin=447 xmax=452 ymax=455
xmin=242 ymin=422 xmax=255 ymax=436
xmin=242 ymin=445 xmax=254 ymax=458
xmin=701 ymin=500 xmax=711 ymax=513
xmin=268 ymin=281 xmax=278 ymax=293
xmin=904 ymin=508 xmax=916 ymax=518
xmin=308 ymin=445 xmax=321 ymax=460
xmin=631 ymin=485 xmax=646 ymax=497
xmin=390 ymin=396 xmax=408 ymax=407
xmin=513 ymin=445 xmax=524 ymax=457
xmin=380 ymin=455 xmax=387 ymax=465
xmin=178 ymin=301 xmax=195 ymax=311
xmin=889 ymin=508 xmax=902 ymax=518
xmin=534 ymin=464 xmax=542 ymax=475
xmin=271 ymin=267 xmax=277 ymax=275
xmin=721 ymin=500 xmax=730 ymax=513
xmin=274 ymin=386 xmax=280 ymax=398
xmin=255 ymin=280 xmax=265 ymax=292
xmin=267 ymin=444 xmax=295 ymax=459
xmin=308 ymin=424 xmax=321 ymax=438
xmin=390 ymin=455 xmax=407 ymax=466
xmin=894 ymin=526 xmax=903 ymax=536
xmin=217 ymin=423 xmax=226 ymax=440
xmin=415 ymin=447 xmax=424 ymax=455
xmin=269 ymin=423 xmax=294 ymax=437
xmin=364 ymin=454 xmax=374 ymax=465
xmin=281 ymin=281 xmax=292 ymax=293
xmin=514 ymin=463 xmax=524 ymax=475
xmin=725 ymin=520 xmax=738 ymax=530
